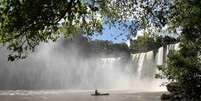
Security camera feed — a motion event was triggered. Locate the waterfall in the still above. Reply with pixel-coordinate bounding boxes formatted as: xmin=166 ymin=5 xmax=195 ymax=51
xmin=156 ymin=47 xmax=164 ymax=65
xmin=0 ymin=41 xmax=135 ymax=90
xmin=131 ymin=50 xmax=166 ymax=91
xmin=130 ymin=43 xmax=180 ymax=91
xmin=174 ymin=43 xmax=180 ymax=50
xmin=131 ymin=51 xmax=155 ymax=79
xmin=166 ymin=43 xmax=180 ymax=56
xmin=0 ymin=38 xmax=179 ymax=92
xmin=131 ymin=43 xmax=180 ymax=80
xmin=137 ymin=53 xmax=146 ymax=78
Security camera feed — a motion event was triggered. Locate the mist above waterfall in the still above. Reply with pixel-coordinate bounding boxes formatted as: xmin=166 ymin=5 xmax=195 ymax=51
xmin=0 ymin=37 xmax=179 ymax=92
xmin=0 ymin=38 xmax=129 ymax=90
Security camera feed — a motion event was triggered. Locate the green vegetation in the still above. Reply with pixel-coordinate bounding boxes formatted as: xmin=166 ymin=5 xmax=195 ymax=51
xmin=0 ymin=0 xmax=169 ymax=60
xmin=0 ymin=0 xmax=116 ymax=60
xmin=89 ymin=40 xmax=129 ymax=57
xmin=0 ymin=0 xmax=201 ymax=99
xmin=61 ymin=35 xmax=130 ymax=58
xmin=156 ymin=0 xmax=201 ymax=99
xmin=130 ymin=33 xmax=178 ymax=53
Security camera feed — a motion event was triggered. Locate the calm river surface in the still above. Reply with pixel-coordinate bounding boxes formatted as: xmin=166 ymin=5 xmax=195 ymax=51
xmin=0 ymin=90 xmax=163 ymax=101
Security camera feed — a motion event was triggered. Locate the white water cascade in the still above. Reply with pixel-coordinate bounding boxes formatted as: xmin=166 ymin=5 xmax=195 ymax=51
xmin=130 ymin=43 xmax=180 ymax=90
xmin=156 ymin=47 xmax=164 ymax=65
xmin=0 ymin=39 xmax=179 ymax=92
xmin=131 ymin=43 xmax=180 ymax=79
xmin=132 ymin=51 xmax=155 ymax=79
xmin=0 ymin=41 xmax=134 ymax=90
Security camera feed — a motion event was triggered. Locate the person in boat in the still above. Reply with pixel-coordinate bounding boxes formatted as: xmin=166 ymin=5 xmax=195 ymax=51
xmin=91 ymin=89 xmax=109 ymax=96
xmin=95 ymin=89 xmax=100 ymax=95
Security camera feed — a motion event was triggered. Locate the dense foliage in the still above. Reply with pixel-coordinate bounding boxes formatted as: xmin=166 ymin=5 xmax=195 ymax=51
xmin=61 ymin=35 xmax=130 ymax=58
xmin=0 ymin=0 xmax=112 ymax=60
xmin=130 ymin=33 xmax=178 ymax=53
xmin=0 ymin=0 xmax=170 ymax=60
xmin=157 ymin=0 xmax=201 ymax=99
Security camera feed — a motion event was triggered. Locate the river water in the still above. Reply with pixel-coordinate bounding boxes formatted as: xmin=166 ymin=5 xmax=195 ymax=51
xmin=0 ymin=90 xmax=163 ymax=101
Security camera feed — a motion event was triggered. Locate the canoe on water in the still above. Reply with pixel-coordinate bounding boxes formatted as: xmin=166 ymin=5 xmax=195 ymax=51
xmin=91 ymin=93 xmax=110 ymax=96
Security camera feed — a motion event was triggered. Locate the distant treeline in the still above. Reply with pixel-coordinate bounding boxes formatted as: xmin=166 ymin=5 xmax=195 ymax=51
xmin=130 ymin=33 xmax=179 ymax=53
xmin=60 ymin=34 xmax=178 ymax=58
xmin=58 ymin=36 xmax=130 ymax=58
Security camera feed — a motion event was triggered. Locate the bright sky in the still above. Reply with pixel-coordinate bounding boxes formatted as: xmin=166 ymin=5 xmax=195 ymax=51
xmin=90 ymin=23 xmax=131 ymax=43
xmin=90 ymin=24 xmax=179 ymax=47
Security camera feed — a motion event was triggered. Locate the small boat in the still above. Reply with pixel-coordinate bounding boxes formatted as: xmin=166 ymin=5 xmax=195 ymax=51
xmin=91 ymin=93 xmax=110 ymax=96
xmin=91 ymin=90 xmax=109 ymax=96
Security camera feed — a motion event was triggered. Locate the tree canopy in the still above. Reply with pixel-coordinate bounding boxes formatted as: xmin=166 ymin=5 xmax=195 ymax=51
xmin=156 ymin=0 xmax=201 ymax=99
xmin=0 ymin=0 xmax=170 ymax=60
xmin=130 ymin=33 xmax=178 ymax=53
xmin=0 ymin=0 xmax=109 ymax=60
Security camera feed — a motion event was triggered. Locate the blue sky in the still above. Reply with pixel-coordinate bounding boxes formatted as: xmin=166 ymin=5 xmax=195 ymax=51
xmin=90 ymin=23 xmax=131 ymax=43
